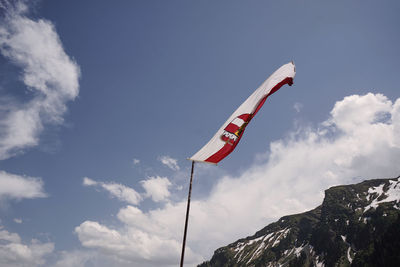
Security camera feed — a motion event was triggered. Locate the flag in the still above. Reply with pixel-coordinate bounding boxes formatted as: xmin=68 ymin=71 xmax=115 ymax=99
xmin=189 ymin=62 xmax=296 ymax=164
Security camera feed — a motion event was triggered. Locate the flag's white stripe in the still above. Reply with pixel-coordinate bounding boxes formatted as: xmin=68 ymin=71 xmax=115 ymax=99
xmin=232 ymin=118 xmax=246 ymax=127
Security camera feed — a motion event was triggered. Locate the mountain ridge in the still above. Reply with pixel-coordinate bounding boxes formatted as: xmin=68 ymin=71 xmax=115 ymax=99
xmin=198 ymin=176 xmax=400 ymax=267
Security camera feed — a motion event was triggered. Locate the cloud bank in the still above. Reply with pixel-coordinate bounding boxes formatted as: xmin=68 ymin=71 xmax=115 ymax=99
xmin=83 ymin=175 xmax=174 ymax=205
xmin=0 ymin=228 xmax=54 ymax=267
xmin=0 ymin=1 xmax=80 ymax=159
xmin=0 ymin=170 xmax=46 ymax=201
xmin=159 ymin=155 xmax=180 ymax=171
xmin=75 ymin=93 xmax=400 ymax=266
xmin=140 ymin=176 xmax=172 ymax=202
xmin=83 ymin=177 xmax=142 ymax=205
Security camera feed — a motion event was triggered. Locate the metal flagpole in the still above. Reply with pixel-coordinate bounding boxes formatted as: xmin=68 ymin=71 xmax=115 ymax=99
xmin=180 ymin=161 xmax=195 ymax=267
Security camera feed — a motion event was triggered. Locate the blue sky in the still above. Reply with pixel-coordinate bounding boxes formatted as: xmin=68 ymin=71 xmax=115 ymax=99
xmin=0 ymin=0 xmax=399 ymax=266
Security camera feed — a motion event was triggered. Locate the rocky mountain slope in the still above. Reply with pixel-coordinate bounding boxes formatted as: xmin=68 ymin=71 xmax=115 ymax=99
xmin=198 ymin=177 xmax=400 ymax=267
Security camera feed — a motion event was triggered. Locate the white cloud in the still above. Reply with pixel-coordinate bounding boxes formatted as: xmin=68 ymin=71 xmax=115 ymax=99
xmin=82 ymin=177 xmax=98 ymax=186
xmin=159 ymin=156 xmax=180 ymax=171
xmin=0 ymin=1 xmax=80 ymax=159
xmin=327 ymin=93 xmax=392 ymax=133
xmin=76 ymin=93 xmax=400 ymax=266
xmin=14 ymin=218 xmax=22 ymax=224
xmin=0 ymin=170 xmax=46 ymax=200
xmin=0 ymin=228 xmax=54 ymax=267
xmin=140 ymin=176 xmax=172 ymax=202
xmin=83 ymin=177 xmax=142 ymax=205
xmin=132 ymin=158 xmax=140 ymax=165
xmin=75 ymin=219 xmax=201 ymax=267
xmin=101 ymin=183 xmax=142 ymax=205
xmin=293 ymin=102 xmax=303 ymax=112
xmin=0 ymin=229 xmax=21 ymax=243
xmin=53 ymin=249 xmax=141 ymax=267
xmin=53 ymin=251 xmax=92 ymax=267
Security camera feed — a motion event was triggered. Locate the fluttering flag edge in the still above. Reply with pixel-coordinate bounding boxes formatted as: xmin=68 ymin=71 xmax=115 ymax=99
xmin=188 ymin=62 xmax=296 ymax=164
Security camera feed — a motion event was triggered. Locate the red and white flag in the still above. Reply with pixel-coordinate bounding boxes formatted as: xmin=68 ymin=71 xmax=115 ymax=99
xmin=189 ymin=62 xmax=296 ymax=164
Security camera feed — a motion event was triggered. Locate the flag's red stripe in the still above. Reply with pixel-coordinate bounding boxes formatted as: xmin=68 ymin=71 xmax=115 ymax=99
xmin=204 ymin=76 xmax=293 ymax=164
xmin=205 ymin=142 xmax=240 ymax=164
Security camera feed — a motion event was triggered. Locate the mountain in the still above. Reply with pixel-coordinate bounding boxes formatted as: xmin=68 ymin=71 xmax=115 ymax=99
xmin=198 ymin=177 xmax=400 ymax=267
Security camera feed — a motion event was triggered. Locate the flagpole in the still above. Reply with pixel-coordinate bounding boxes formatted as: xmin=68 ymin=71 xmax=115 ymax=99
xmin=180 ymin=160 xmax=195 ymax=267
